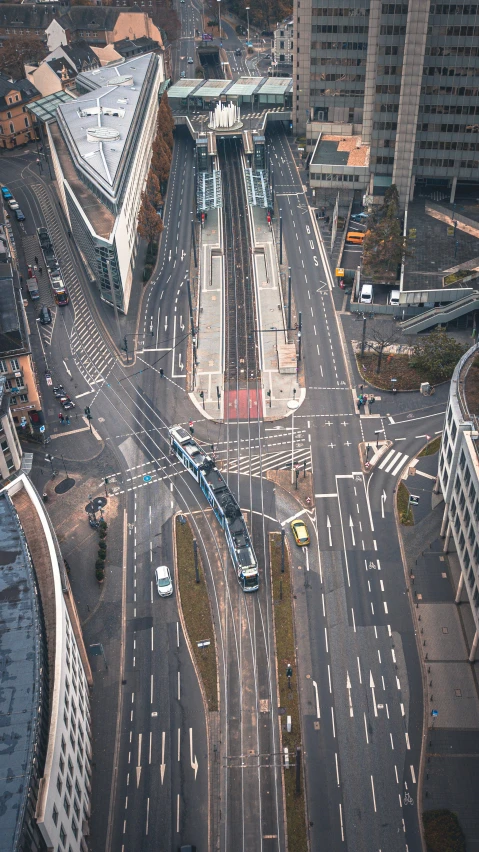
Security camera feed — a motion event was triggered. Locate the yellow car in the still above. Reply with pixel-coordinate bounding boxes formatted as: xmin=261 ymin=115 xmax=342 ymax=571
xmin=291 ymin=519 xmax=310 ymax=546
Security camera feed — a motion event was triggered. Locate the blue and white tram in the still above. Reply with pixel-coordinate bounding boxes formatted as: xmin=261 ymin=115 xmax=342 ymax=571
xmin=169 ymin=426 xmax=259 ymax=592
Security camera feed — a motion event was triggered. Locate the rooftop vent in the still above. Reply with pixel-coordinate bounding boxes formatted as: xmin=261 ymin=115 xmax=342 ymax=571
xmin=108 ymin=74 xmax=133 ymax=87
xmin=87 ymin=127 xmax=121 ymax=143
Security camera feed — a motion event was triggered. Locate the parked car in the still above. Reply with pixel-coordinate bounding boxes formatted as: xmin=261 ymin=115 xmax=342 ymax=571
xmin=359 ymin=283 xmax=374 ymax=304
xmin=388 ymin=289 xmax=400 ymax=306
xmin=8 ymin=198 xmax=19 ymax=210
xmin=187 ymin=56 xmax=194 ymax=63
xmin=61 ymin=398 xmax=75 ymax=410
xmin=291 ymin=519 xmax=310 ymax=546
xmin=155 ymin=565 xmax=173 ymax=597
xmin=1 ymin=187 xmax=12 ymax=199
xmin=39 ymin=305 xmax=52 ymax=324
xmin=180 ymin=71 xmax=186 ymax=78
xmin=346 ymin=231 xmax=365 ymax=244
xmin=15 ymin=208 xmax=25 ymax=222
xmin=235 ymin=48 xmax=242 ymax=56
xmin=350 ymin=212 xmax=369 ymax=222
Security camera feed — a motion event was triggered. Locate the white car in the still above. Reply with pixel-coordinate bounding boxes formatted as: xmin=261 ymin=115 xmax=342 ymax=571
xmin=8 ymin=198 xmax=19 ymax=210
xmin=187 ymin=56 xmax=194 ymax=64
xmin=155 ymin=565 xmax=173 ymax=597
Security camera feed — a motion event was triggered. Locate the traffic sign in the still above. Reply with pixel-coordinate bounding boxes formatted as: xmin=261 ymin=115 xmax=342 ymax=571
xmin=335 ymin=267 xmax=344 ymax=277
xmin=45 ymin=376 xmax=52 ymax=386
xmin=143 ymin=475 xmax=152 ymax=483
xmin=431 ymin=709 xmax=438 ymax=717
xmin=39 ymin=425 xmax=45 ymax=433
xmin=409 ymin=495 xmax=420 ymax=505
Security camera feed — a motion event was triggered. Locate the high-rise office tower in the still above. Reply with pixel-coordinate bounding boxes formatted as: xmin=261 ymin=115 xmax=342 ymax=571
xmin=294 ymin=0 xmax=479 ymax=205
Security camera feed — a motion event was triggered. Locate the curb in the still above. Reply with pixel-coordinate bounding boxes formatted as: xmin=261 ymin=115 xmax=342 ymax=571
xmin=393 ymin=451 xmax=429 ymax=852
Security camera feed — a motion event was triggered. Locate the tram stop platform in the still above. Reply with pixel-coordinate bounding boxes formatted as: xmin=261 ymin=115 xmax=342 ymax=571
xmin=189 ymin=204 xmax=305 ymax=422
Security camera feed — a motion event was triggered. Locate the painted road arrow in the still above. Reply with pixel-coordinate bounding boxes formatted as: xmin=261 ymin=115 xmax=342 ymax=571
xmin=190 ymin=728 xmax=198 ymax=780
xmin=160 ymin=731 xmax=166 ymax=785
xmin=346 ymin=671 xmax=353 ymax=717
xmin=381 ymin=489 xmax=387 ymax=519
xmin=327 ymin=516 xmax=332 ymax=546
xmin=136 ymin=732 xmax=142 ymax=787
xmin=369 ymin=671 xmax=378 ymax=717
xmin=349 ymin=516 xmax=356 ymax=546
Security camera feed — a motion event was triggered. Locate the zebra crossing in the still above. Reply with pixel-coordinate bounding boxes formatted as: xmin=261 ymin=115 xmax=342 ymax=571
xmin=33 ymin=184 xmax=115 ymax=386
xmin=221 ymin=445 xmax=311 ymax=477
xmin=377 ymin=448 xmax=411 ymax=478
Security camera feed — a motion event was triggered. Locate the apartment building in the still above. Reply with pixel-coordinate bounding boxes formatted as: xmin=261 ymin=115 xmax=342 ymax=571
xmin=437 ymin=342 xmax=479 ymax=662
xmin=0 ymin=267 xmax=42 ymax=429
xmin=294 ymin=0 xmax=479 ymax=204
xmin=48 ymin=52 xmax=164 ymax=312
xmin=0 ymin=473 xmax=93 ymax=851
xmin=0 ymin=75 xmax=40 ymax=149
xmin=46 ymin=5 xmax=164 ymax=51
xmin=0 ymin=376 xmax=22 ymax=481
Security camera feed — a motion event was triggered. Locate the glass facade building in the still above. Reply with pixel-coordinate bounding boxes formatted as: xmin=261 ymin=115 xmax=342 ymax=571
xmin=294 ymin=0 xmax=479 ymax=203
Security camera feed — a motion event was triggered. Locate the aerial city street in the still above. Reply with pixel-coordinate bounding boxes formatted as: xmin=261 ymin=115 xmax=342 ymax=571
xmin=1 ymin=0 xmax=479 ymax=851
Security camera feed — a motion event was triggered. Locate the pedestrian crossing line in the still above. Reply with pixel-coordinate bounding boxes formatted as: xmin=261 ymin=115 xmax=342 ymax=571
xmin=378 ymin=448 xmax=411 ymax=477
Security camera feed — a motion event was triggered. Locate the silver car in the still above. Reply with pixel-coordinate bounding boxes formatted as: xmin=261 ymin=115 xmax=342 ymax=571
xmin=155 ymin=565 xmax=173 ymax=597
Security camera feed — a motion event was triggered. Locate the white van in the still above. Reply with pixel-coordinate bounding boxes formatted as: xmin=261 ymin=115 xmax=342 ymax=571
xmin=388 ymin=289 xmax=400 ymax=306
xmin=359 ymin=284 xmax=373 ymax=304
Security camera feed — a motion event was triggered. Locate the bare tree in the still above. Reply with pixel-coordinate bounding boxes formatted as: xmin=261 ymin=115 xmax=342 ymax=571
xmin=366 ymin=321 xmax=402 ymax=374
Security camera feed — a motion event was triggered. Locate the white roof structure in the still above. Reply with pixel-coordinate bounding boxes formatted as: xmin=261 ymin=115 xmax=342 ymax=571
xmin=56 ymin=53 xmax=155 ymax=202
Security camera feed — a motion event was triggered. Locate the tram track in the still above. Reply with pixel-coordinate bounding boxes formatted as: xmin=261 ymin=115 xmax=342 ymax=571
xmin=218 ymin=135 xmax=284 ymax=851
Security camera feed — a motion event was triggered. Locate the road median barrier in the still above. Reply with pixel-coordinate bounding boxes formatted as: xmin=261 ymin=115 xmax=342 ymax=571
xmin=269 ymin=532 xmax=308 ymax=852
xmin=359 ymin=439 xmax=393 ymax=473
xmin=174 ymin=515 xmax=218 ymax=711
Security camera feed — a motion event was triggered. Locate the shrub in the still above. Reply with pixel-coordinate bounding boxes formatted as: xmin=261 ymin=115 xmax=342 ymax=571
xmin=423 ymin=809 xmax=466 ymax=852
xmin=99 ymin=520 xmax=107 ymax=531
xmin=99 ymin=530 xmax=107 ymax=540
xmin=143 ymin=263 xmax=154 ymax=282
xmin=95 ymin=558 xmax=105 ymax=571
xmin=96 ymin=568 xmax=105 ymax=582
xmin=97 ymin=549 xmax=106 ymax=560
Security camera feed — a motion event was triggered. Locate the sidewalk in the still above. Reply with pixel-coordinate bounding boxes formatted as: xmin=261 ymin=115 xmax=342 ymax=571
xmin=398 ymin=463 xmax=479 ymax=849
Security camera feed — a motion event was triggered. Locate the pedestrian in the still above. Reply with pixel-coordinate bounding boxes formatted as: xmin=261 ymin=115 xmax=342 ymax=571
xmin=159 ymin=367 xmax=164 ymax=377
xmin=359 ymin=394 xmax=364 ymax=403
xmin=34 ymin=256 xmax=38 ymax=264
xmin=326 ymin=215 xmax=330 ymax=225
xmin=369 ymin=395 xmax=375 ymax=406
xmin=358 ymin=384 xmax=363 ymax=391
xmin=59 ymin=412 xmax=64 ymax=423
xmin=357 ymin=398 xmax=363 ymax=410
xmin=321 ymin=207 xmax=325 ymax=217
xmin=65 ymin=415 xmax=70 ymax=425
xmin=363 ymin=394 xmax=368 ymax=403
xmin=39 ymin=267 xmax=43 ymax=275
xmin=68 ymin=230 xmax=72 ymax=238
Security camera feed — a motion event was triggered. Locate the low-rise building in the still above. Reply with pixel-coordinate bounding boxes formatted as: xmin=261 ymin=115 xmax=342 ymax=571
xmin=46 ymin=5 xmax=164 ymax=52
xmin=48 ymin=52 xmax=165 ymax=313
xmin=0 ymin=3 xmax=57 ymax=41
xmin=0 ymin=263 xmax=42 ymax=429
xmin=26 ymin=40 xmax=100 ymax=97
xmin=0 ymin=75 xmax=40 ymax=148
xmin=0 ymin=473 xmax=93 ymax=851
xmin=437 ymin=342 xmax=479 ymax=661
xmin=0 ymin=375 xmax=22 ymax=481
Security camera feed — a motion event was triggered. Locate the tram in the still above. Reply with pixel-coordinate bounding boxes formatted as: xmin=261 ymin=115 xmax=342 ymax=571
xmin=169 ymin=426 xmax=259 ymax=591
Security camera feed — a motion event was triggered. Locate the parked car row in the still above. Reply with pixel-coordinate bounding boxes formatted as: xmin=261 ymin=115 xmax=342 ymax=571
xmin=52 ymin=384 xmax=76 ymax=409
xmin=1 ymin=185 xmax=25 ymax=221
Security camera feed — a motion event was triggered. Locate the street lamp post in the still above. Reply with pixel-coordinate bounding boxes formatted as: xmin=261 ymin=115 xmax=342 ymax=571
xmin=246 ymin=5 xmax=250 ymax=45
xmin=374 ymin=429 xmax=385 ymax=450
xmin=288 ymin=398 xmax=300 ymax=483
xmin=217 ymin=0 xmax=222 ymax=42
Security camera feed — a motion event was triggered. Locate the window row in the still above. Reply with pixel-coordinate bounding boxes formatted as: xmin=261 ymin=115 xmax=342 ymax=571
xmin=313 ymin=173 xmax=362 ymax=181
xmin=310 ymin=88 xmax=365 ymax=96
xmin=426 ymin=45 xmax=479 ymax=56
xmin=312 ymin=7 xmax=370 ymax=16
xmin=0 ymin=358 xmax=20 ymax=373
xmin=311 ymin=40 xmax=367 ymax=49
xmin=430 ymin=3 xmax=479 ymax=12
xmin=382 ymin=3 xmax=409 ymax=12
xmin=424 ymin=66 xmax=479 ymax=77
xmin=418 ymin=157 xmax=479 ymax=166
xmin=311 ymin=56 xmax=365 ymax=65
xmin=423 ymin=104 xmax=479 ymax=115
xmin=419 ymin=140 xmax=479 ymax=149
xmin=428 ymin=23 xmax=479 ymax=33
xmin=312 ymin=24 xmax=369 ymax=33
xmin=421 ymin=85 xmax=479 ymax=95
xmin=419 ymin=122 xmax=479 ymax=132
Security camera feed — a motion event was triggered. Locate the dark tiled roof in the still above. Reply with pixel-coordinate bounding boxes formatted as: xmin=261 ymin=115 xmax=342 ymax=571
xmin=113 ymin=35 xmax=160 ymax=57
xmin=61 ymin=39 xmax=99 ymax=72
xmin=0 ymin=74 xmax=40 ymax=111
xmin=47 ymin=58 xmax=75 ymax=81
xmin=56 ymin=4 xmax=143 ymax=33
xmin=0 ymin=3 xmax=57 ymax=30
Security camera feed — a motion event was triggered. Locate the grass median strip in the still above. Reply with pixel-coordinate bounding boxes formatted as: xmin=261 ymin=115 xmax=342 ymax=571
xmin=270 ymin=532 xmax=308 ymax=852
xmin=175 ymin=517 xmax=218 ymax=711
xmin=418 ymin=436 xmax=441 ymax=457
xmin=397 ymin=481 xmax=414 ymax=526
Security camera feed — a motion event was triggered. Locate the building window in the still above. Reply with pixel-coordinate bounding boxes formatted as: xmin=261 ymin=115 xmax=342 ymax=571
xmin=468 ymin=566 xmax=474 ymax=587
xmin=459 ymin=449 xmax=466 ymax=470
xmin=57 ymin=774 xmax=63 ymax=795
xmin=464 ymin=508 xmax=471 ymax=527
xmin=7 ymin=112 xmax=11 ymax=119
xmin=447 ymin=446 xmax=452 ymax=465
xmin=9 ymin=358 xmax=19 ymax=371
xmin=75 ymin=779 xmax=82 ymax=800
xmin=455 ymin=474 xmax=461 ymax=494
xmin=63 ymin=795 xmax=70 ymax=817
xmin=73 ymin=798 xmax=80 ymax=819
xmin=469 ymin=525 xmax=475 ymax=545
xmin=459 ymin=531 xmax=466 ymax=551
xmin=459 ymin=491 xmax=466 ymax=511
xmin=59 ymin=755 xmax=65 ymax=775
xmin=59 ymin=824 xmax=67 ymax=847
xmin=451 ymin=422 xmax=457 ymax=442
xmin=470 ymin=483 xmax=476 ymax=504
xmin=450 ymin=499 xmax=457 ymax=517
xmin=0 ymin=361 xmax=6 ymax=373
xmin=447 ymin=406 xmax=452 ymax=425
xmin=66 ymin=775 xmax=72 ymax=797
xmin=61 ymin=736 xmax=66 ymax=755
xmin=68 ymin=757 xmax=73 ymax=775
xmin=465 ymin=466 xmax=471 ymax=487
xmin=455 ymin=514 xmax=461 ymax=532
xmin=71 ymin=817 xmax=78 ymax=840
xmin=53 ymin=805 xmax=59 ymax=826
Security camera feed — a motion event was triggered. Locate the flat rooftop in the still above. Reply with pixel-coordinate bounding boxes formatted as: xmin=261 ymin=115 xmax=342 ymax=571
xmin=50 ymin=121 xmax=115 ymax=239
xmin=0 ymin=494 xmax=43 ymax=850
xmin=312 ymin=135 xmax=369 ymax=167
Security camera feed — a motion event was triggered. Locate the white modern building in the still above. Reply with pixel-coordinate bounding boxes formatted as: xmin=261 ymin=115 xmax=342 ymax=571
xmin=0 ymin=474 xmax=93 ymax=851
xmin=0 ymin=375 xmax=22 ymax=480
xmin=48 ymin=52 xmax=165 ymax=313
xmin=437 ymin=342 xmax=479 ymax=662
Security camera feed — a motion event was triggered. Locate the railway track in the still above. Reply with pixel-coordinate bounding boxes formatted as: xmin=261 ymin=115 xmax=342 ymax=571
xmin=218 ymin=138 xmax=260 ymax=390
